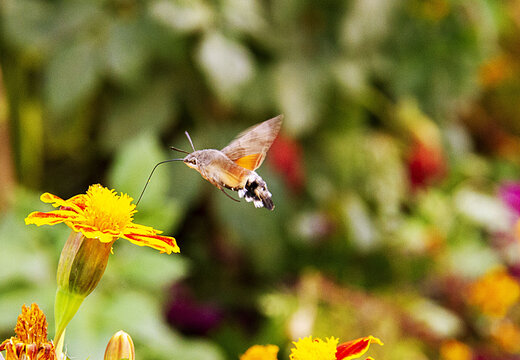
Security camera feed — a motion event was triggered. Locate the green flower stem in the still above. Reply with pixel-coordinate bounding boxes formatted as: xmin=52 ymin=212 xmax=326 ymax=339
xmin=53 ymin=230 xmax=115 ymax=356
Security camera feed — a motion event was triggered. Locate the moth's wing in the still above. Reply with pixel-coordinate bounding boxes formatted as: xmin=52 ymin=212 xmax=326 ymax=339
xmin=203 ymin=158 xmax=250 ymax=189
xmin=217 ymin=167 xmax=247 ymax=189
xmin=221 ymin=115 xmax=283 ymax=171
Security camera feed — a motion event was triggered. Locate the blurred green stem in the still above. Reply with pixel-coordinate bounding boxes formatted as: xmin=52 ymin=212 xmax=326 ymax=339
xmin=55 ymin=327 xmax=66 ymax=360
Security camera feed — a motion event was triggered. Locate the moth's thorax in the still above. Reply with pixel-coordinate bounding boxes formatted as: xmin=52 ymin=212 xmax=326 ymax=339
xmin=183 ymin=149 xmax=250 ymax=187
xmin=183 ymin=149 xmax=229 ymax=168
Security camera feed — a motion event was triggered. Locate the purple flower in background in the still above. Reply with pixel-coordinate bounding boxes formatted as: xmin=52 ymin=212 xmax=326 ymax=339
xmin=499 ymin=182 xmax=520 ymax=217
xmin=165 ymin=283 xmax=223 ymax=336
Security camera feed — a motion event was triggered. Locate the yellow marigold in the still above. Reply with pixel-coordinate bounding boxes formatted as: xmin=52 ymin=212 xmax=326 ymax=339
xmin=439 ymin=340 xmax=472 ymax=360
xmin=421 ymin=0 xmax=450 ymax=21
xmin=467 ymin=268 xmax=520 ymax=318
xmin=25 ymin=184 xmax=179 ymax=254
xmin=25 ymin=184 xmax=180 ymax=357
xmin=0 ymin=304 xmax=56 ymax=360
xmin=479 ymin=54 xmax=514 ymax=88
xmin=491 ymin=320 xmax=520 ymax=353
xmin=240 ymin=345 xmax=279 ymax=360
xmin=289 ymin=336 xmax=382 ymax=360
xmin=290 ymin=336 xmax=339 ymax=360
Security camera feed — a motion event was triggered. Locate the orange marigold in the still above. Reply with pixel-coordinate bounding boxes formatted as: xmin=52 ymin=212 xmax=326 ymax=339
xmin=0 ymin=304 xmax=56 ymax=360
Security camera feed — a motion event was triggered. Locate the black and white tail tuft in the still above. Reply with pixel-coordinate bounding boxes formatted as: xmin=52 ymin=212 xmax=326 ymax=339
xmin=238 ymin=172 xmax=274 ymax=210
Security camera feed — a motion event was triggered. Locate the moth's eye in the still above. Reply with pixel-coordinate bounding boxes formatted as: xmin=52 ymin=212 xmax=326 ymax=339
xmin=191 ymin=159 xmax=197 ymax=165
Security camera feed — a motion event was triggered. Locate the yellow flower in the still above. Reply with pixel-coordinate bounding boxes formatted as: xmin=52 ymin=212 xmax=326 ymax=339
xmin=439 ymin=340 xmax=472 ymax=360
xmin=25 ymin=184 xmax=179 ymax=254
xmin=25 ymin=184 xmax=180 ymax=357
xmin=0 ymin=304 xmax=56 ymax=360
xmin=289 ymin=336 xmax=382 ymax=360
xmin=104 ymin=330 xmax=135 ymax=360
xmin=467 ymin=268 xmax=520 ymax=318
xmin=479 ymin=54 xmax=514 ymax=88
xmin=240 ymin=345 xmax=279 ymax=360
xmin=491 ymin=320 xmax=520 ymax=353
xmin=290 ymin=337 xmax=338 ymax=360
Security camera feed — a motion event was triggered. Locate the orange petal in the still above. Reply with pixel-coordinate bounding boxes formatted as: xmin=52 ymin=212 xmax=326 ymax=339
xmin=122 ymin=232 xmax=180 ymax=254
xmin=25 ymin=210 xmax=79 ymax=226
xmin=335 ymin=336 xmax=383 ymax=360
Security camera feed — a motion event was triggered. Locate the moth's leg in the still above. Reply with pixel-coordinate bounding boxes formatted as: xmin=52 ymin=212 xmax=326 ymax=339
xmin=220 ymin=188 xmax=240 ymax=202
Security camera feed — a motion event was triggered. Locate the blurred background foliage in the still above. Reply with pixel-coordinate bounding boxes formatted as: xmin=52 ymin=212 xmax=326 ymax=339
xmin=1 ymin=0 xmax=520 ymax=359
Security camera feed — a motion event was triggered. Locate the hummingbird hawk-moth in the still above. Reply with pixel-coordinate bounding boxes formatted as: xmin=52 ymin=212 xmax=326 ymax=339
xmin=136 ymin=115 xmax=283 ymax=210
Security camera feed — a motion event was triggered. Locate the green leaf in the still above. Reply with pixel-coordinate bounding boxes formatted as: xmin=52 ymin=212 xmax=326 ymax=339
xmin=44 ymin=39 xmax=101 ymax=116
xmin=107 ymin=133 xmax=200 ymax=232
xmin=149 ymin=0 xmax=213 ymax=34
xmin=196 ymin=32 xmax=255 ymax=104
xmin=101 ymin=79 xmax=177 ymax=152
xmin=105 ymin=19 xmax=151 ymax=85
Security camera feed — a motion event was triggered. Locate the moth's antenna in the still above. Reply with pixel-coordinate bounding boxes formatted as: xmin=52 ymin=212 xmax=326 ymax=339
xmin=185 ymin=131 xmax=196 ymax=152
xmin=170 ymin=146 xmax=190 ymax=154
xmin=135 ymin=158 xmax=184 ymax=206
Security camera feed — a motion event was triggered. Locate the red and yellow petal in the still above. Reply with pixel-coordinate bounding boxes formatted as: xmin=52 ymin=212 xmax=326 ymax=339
xmin=68 ymin=223 xmax=119 ymax=243
xmin=125 ymin=223 xmax=162 ymax=235
xmin=122 ymin=232 xmax=180 ymax=254
xmin=40 ymin=192 xmax=66 ymax=205
xmin=335 ymin=336 xmax=383 ymax=360
xmin=40 ymin=192 xmax=85 ymax=213
xmin=66 ymin=194 xmax=88 ymax=210
xmin=25 ymin=210 xmax=81 ymax=227
xmin=62 ymin=195 xmax=88 ymax=213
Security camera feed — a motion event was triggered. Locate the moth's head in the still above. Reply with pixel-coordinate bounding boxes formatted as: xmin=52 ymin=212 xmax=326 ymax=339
xmin=183 ymin=152 xmax=200 ymax=170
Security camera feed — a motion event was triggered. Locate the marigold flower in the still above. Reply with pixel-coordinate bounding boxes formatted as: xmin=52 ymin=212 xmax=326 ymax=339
xmin=491 ymin=320 xmax=520 ymax=353
xmin=479 ymin=54 xmax=514 ymax=88
xmin=289 ymin=336 xmax=383 ymax=360
xmin=240 ymin=345 xmax=279 ymax=360
xmin=467 ymin=268 xmax=520 ymax=318
xmin=25 ymin=184 xmax=179 ymax=254
xmin=104 ymin=330 xmax=135 ymax=360
xmin=0 ymin=304 xmax=56 ymax=360
xmin=335 ymin=336 xmax=383 ymax=360
xmin=25 ymin=184 xmax=180 ymax=357
xmin=439 ymin=340 xmax=472 ymax=360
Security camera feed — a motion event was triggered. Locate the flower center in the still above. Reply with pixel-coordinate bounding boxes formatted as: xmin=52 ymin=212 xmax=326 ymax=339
xmin=83 ymin=185 xmax=136 ymax=232
xmin=290 ymin=337 xmax=339 ymax=360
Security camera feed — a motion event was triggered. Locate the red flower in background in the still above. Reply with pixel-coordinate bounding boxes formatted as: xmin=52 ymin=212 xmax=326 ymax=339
xmin=407 ymin=140 xmax=446 ymax=189
xmin=269 ymin=135 xmax=305 ymax=193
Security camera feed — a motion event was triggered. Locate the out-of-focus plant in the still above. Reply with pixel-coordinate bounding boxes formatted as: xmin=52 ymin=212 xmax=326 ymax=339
xmin=1 ymin=0 xmax=520 ymax=359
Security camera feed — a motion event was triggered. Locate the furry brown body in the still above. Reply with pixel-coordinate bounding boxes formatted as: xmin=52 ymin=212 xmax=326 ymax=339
xmin=184 ymin=150 xmax=250 ymax=190
xmin=180 ymin=115 xmax=282 ymax=210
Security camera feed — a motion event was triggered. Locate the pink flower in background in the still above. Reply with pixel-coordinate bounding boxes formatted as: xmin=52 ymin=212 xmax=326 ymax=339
xmin=499 ymin=182 xmax=520 ymax=217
